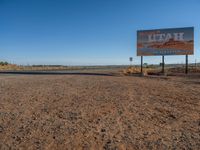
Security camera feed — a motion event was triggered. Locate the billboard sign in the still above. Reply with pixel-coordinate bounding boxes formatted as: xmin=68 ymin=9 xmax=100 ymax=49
xmin=137 ymin=27 xmax=194 ymax=56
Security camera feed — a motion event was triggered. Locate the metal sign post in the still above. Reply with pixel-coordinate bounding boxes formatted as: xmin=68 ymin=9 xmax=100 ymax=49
xmin=185 ymin=55 xmax=188 ymax=74
xmin=162 ymin=55 xmax=165 ymax=74
xmin=129 ymin=57 xmax=133 ymax=66
xmin=141 ymin=56 xmax=143 ymax=74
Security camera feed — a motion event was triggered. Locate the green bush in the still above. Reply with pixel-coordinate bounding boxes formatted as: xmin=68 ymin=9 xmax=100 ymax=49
xmin=0 ymin=61 xmax=9 ymax=66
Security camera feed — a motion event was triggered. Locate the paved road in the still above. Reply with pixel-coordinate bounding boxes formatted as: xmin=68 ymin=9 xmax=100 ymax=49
xmin=0 ymin=70 xmax=115 ymax=76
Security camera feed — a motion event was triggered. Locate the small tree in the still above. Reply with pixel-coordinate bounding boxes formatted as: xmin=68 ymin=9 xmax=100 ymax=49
xmin=4 ymin=61 xmax=8 ymax=65
xmin=0 ymin=61 xmax=9 ymax=66
xmin=143 ymin=63 xmax=148 ymax=67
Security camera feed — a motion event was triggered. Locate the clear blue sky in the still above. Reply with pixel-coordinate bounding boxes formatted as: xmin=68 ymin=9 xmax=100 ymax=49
xmin=1 ymin=0 xmax=200 ymax=65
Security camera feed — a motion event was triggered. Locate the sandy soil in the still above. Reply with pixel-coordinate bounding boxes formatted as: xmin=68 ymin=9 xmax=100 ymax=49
xmin=0 ymin=73 xmax=200 ymax=149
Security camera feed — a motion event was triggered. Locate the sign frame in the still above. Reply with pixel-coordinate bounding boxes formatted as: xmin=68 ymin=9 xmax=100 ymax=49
xmin=137 ymin=27 xmax=194 ymax=56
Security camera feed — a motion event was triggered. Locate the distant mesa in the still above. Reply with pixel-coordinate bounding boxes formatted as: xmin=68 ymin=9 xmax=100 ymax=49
xmin=148 ymin=38 xmax=193 ymax=51
xmin=163 ymin=38 xmax=184 ymax=46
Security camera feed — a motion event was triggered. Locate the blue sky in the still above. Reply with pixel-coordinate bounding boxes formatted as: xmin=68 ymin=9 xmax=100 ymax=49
xmin=0 ymin=0 xmax=200 ymax=65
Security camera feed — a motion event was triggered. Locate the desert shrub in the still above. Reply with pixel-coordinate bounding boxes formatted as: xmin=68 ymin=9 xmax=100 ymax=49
xmin=0 ymin=61 xmax=9 ymax=66
xmin=123 ymin=66 xmax=159 ymax=76
xmin=123 ymin=67 xmax=141 ymax=75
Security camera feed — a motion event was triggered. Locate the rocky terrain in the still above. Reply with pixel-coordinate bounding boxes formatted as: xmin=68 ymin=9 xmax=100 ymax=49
xmin=0 ymin=73 xmax=200 ymax=149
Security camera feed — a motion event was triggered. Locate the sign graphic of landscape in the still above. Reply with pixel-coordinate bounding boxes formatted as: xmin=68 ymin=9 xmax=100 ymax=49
xmin=137 ymin=27 xmax=194 ymax=56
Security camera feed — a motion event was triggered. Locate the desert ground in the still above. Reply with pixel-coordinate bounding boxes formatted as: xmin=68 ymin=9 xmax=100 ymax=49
xmin=0 ymin=70 xmax=200 ymax=149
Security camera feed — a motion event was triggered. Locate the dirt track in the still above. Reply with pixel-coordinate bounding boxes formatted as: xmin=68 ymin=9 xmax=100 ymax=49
xmin=0 ymin=74 xmax=200 ymax=149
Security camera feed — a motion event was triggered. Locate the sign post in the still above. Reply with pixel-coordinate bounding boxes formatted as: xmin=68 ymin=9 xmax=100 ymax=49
xmin=186 ymin=55 xmax=188 ymax=74
xmin=141 ymin=56 xmax=143 ymax=74
xmin=162 ymin=55 xmax=165 ymax=74
xmin=129 ymin=57 xmax=133 ymax=66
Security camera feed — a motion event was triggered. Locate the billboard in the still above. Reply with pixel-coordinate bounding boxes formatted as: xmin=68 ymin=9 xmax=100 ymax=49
xmin=137 ymin=27 xmax=194 ymax=56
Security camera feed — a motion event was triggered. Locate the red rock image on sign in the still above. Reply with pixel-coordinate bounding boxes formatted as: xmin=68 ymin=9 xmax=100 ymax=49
xmin=137 ymin=27 xmax=194 ymax=56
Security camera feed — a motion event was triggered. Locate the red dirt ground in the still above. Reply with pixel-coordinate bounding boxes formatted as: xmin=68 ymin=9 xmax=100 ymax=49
xmin=0 ymin=73 xmax=200 ymax=149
